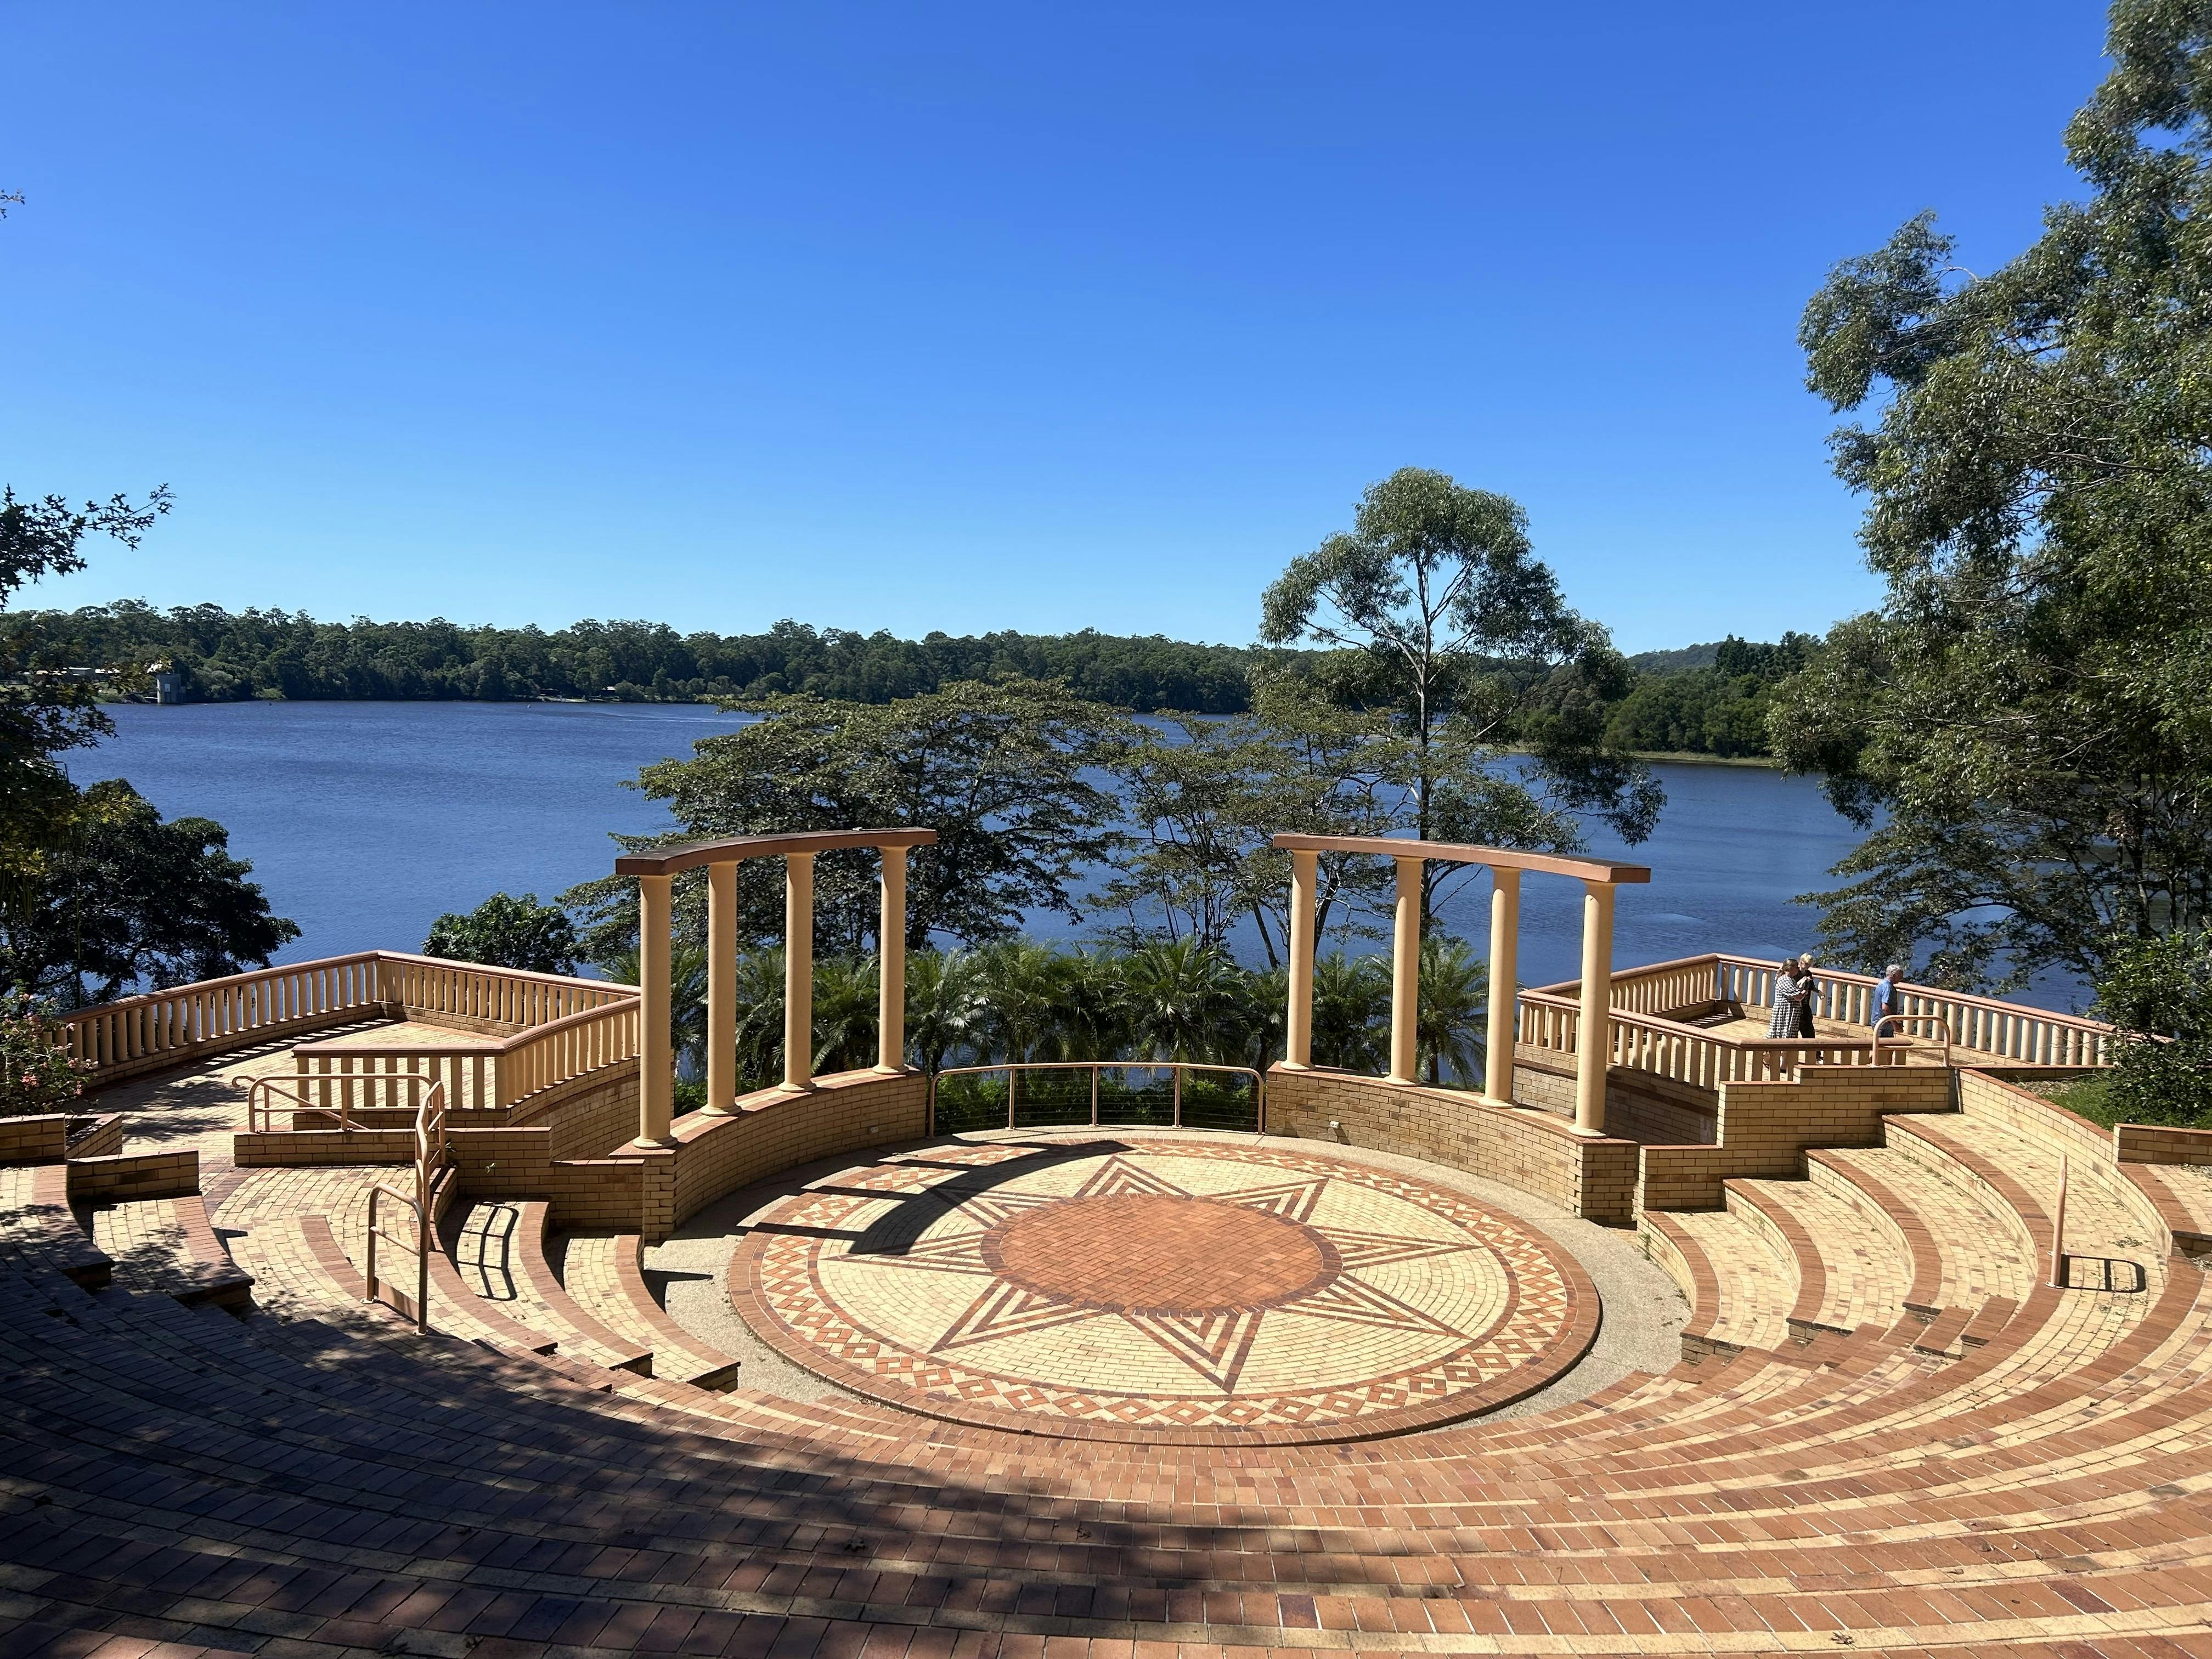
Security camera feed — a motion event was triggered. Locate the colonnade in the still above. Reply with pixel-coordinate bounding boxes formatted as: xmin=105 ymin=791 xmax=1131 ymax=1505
xmin=613 ymin=829 xmax=938 ymax=1146
xmin=1272 ymin=834 xmax=1650 ymax=1133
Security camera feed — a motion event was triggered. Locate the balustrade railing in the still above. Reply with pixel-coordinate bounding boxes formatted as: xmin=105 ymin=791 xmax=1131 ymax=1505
xmin=929 ymin=1060 xmax=1266 ymax=1136
xmin=63 ymin=952 xmax=387 ymax=1080
xmin=61 ymin=951 xmax=642 ymax=1103
xmin=292 ymin=996 xmax=641 ymax=1114
xmin=1521 ymin=952 xmax=2110 ymax=1091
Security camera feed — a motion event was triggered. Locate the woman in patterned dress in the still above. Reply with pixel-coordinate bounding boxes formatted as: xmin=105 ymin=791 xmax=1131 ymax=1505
xmin=1769 ymin=960 xmax=1807 ymax=1039
xmin=1793 ymin=953 xmax=1821 ymax=1039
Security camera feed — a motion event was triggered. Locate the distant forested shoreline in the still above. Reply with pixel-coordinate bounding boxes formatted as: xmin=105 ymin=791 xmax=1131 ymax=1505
xmin=7 ymin=599 xmax=1820 ymax=758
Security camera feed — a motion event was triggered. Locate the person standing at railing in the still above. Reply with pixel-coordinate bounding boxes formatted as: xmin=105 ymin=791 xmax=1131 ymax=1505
xmin=1871 ymin=964 xmax=1905 ymax=1029
xmin=1792 ymin=953 xmax=1822 ymax=1039
xmin=1871 ymin=962 xmax=1905 ymax=1062
xmin=1768 ymin=959 xmax=1811 ymax=1040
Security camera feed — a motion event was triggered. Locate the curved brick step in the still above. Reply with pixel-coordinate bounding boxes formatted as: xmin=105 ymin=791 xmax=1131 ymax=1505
xmin=449 ymin=1198 xmax=651 ymax=1374
xmin=13 ymin=1265 xmax=2212 ymax=1645
xmin=2123 ymin=1158 xmax=2212 ymax=1257
xmin=558 ymin=1228 xmax=744 ymax=1389
xmin=1808 ymin=1141 xmax=2042 ymax=1315
xmin=80 ymin=1190 xmax=251 ymax=1308
xmin=1725 ymin=1172 xmax=1911 ymax=1336
xmin=0 ymin=1163 xmax=110 ymax=1291
xmin=13 ymin=1327 xmax=2212 ymax=1654
xmin=1638 ymin=1205 xmax=1795 ymax=1355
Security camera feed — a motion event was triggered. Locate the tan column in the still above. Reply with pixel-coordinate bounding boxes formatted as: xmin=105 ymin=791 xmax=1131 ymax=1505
xmin=635 ymin=874 xmax=674 ymax=1146
xmin=783 ymin=852 xmax=816 ymax=1092
xmin=1575 ymin=879 xmax=1616 ymax=1133
xmin=704 ymin=860 xmax=738 ymax=1113
xmin=877 ymin=845 xmax=908 ymax=1073
xmin=1283 ymin=849 xmax=1317 ymax=1069
xmin=1387 ymin=856 xmax=1421 ymax=1085
xmin=1484 ymin=866 xmax=1521 ymax=1104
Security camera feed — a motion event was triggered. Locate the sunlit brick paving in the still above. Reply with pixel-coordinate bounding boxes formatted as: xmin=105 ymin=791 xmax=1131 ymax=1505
xmin=9 ymin=928 xmax=2210 ymax=1657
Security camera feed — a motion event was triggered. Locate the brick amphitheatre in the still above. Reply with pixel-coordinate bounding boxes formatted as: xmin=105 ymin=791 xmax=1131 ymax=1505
xmin=5 ymin=826 xmax=2211 ymax=1657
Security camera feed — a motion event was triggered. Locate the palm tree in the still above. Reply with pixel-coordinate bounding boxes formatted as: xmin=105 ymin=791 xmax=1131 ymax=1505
xmin=974 ymin=939 xmax=1073 ymax=1064
xmin=1312 ymin=952 xmax=1390 ymax=1073
xmin=727 ymin=947 xmax=787 ymax=1090
xmin=599 ymin=941 xmax=709 ymax=1079
xmin=812 ymin=956 xmax=879 ymax=1075
xmin=1238 ymin=963 xmax=1288 ymax=1071
xmin=1116 ymin=937 xmax=1248 ymax=1064
xmin=1417 ymin=933 xmax=1488 ymax=1086
xmin=1040 ymin=947 xmax=1131 ymax=1060
xmin=904 ymin=949 xmax=985 ymax=1075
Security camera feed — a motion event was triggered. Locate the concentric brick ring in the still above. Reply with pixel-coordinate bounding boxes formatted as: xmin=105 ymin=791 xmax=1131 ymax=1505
xmin=732 ymin=1138 xmax=1600 ymax=1444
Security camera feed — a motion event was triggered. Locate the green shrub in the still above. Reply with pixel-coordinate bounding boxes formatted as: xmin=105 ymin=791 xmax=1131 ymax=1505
xmin=2094 ymin=933 xmax=2212 ymax=1128
xmin=0 ymin=991 xmax=93 ymax=1118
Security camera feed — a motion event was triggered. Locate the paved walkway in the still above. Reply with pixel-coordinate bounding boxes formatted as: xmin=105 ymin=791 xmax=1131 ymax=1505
xmin=83 ymin=1019 xmax=469 ymax=1213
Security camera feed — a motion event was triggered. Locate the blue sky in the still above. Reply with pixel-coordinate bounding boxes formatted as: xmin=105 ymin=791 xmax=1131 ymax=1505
xmin=3 ymin=2 xmax=2108 ymax=652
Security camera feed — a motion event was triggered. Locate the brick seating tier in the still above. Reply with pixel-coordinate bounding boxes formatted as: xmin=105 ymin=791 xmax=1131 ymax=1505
xmin=10 ymin=1065 xmax=2212 ymax=1652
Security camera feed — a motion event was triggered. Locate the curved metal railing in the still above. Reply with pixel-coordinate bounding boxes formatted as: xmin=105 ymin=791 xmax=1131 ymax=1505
xmin=1874 ymin=1013 xmax=1955 ymax=1068
xmin=242 ymin=1068 xmax=444 ymax=1132
xmin=364 ymin=1081 xmax=451 ymax=1333
xmin=928 ymin=1060 xmax=1266 ymax=1136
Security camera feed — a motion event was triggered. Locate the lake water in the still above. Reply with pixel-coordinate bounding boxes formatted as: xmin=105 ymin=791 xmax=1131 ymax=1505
xmin=72 ymin=701 xmax=2088 ymax=1011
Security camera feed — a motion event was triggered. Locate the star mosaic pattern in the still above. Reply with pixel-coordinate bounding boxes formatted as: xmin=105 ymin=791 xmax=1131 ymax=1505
xmin=732 ymin=1139 xmax=1598 ymax=1443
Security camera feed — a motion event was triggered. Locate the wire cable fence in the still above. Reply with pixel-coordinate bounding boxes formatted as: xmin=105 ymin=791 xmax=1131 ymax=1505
xmin=928 ymin=1061 xmax=1266 ymax=1135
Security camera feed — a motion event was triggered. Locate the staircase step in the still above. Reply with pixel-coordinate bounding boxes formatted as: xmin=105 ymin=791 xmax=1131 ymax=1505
xmin=1726 ymin=1174 xmax=1911 ymax=1335
xmin=560 ymin=1229 xmax=743 ymax=1389
xmin=445 ymin=1199 xmax=651 ymax=1373
xmin=80 ymin=1192 xmax=252 ymax=1308
xmin=0 ymin=1163 xmax=110 ymax=1290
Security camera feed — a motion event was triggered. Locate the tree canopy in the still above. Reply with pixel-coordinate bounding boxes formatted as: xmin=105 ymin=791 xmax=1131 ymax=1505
xmin=9 ymin=604 xmax=1269 ymax=714
xmin=423 ymin=892 xmax=579 ymax=977
xmin=563 ymin=678 xmax=1131 ymax=960
xmin=1778 ymin=1 xmax=2212 ymax=991
xmin=1259 ymin=467 xmax=1661 ymax=921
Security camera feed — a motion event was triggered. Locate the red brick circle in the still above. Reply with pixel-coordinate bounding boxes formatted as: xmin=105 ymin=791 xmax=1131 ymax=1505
xmin=983 ymin=1193 xmax=1336 ymax=1314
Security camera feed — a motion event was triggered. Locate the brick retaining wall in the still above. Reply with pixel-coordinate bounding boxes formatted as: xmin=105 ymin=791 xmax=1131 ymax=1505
xmin=2117 ymin=1122 xmax=2212 ymax=1166
xmin=661 ymin=1069 xmax=929 ymax=1237
xmin=1639 ymin=1065 xmax=1955 ymax=1211
xmin=65 ymin=1149 xmax=200 ymax=1203
xmin=1263 ymin=1065 xmax=1639 ymax=1226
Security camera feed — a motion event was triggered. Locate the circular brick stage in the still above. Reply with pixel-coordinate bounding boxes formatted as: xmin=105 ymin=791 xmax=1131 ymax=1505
xmin=731 ymin=1138 xmax=1600 ymax=1443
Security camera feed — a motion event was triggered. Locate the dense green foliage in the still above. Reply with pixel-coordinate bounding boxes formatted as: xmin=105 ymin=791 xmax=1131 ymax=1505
xmin=624 ymin=936 xmax=1486 ymax=1096
xmin=0 ymin=990 xmax=92 ymax=1118
xmin=2091 ymin=932 xmax=2212 ymax=1127
xmin=14 ymin=597 xmax=1812 ymax=758
xmin=563 ymin=679 xmax=1131 ymax=959
xmin=13 ymin=603 xmax=1266 ymax=713
xmin=1776 ymin=2 xmax=2212 ymax=992
xmin=422 ymin=892 xmax=579 ymax=976
xmin=0 ymin=778 xmax=299 ymax=1003
xmin=1602 ymin=634 xmax=1820 ymax=759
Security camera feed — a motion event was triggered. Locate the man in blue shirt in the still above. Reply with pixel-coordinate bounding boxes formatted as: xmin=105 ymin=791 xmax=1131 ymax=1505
xmin=1872 ymin=963 xmax=1905 ymax=1058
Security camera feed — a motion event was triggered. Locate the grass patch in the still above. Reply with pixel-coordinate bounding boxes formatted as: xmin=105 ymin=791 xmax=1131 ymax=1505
xmin=2027 ymin=1071 xmax=2121 ymax=1127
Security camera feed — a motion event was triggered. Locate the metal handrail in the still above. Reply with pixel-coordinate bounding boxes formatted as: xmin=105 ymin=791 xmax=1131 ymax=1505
xmin=364 ymin=1080 xmax=450 ymax=1334
xmin=1874 ymin=1013 xmax=1955 ymax=1068
xmin=928 ymin=1059 xmax=1267 ymax=1135
xmin=242 ymin=1068 xmax=439 ymax=1132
